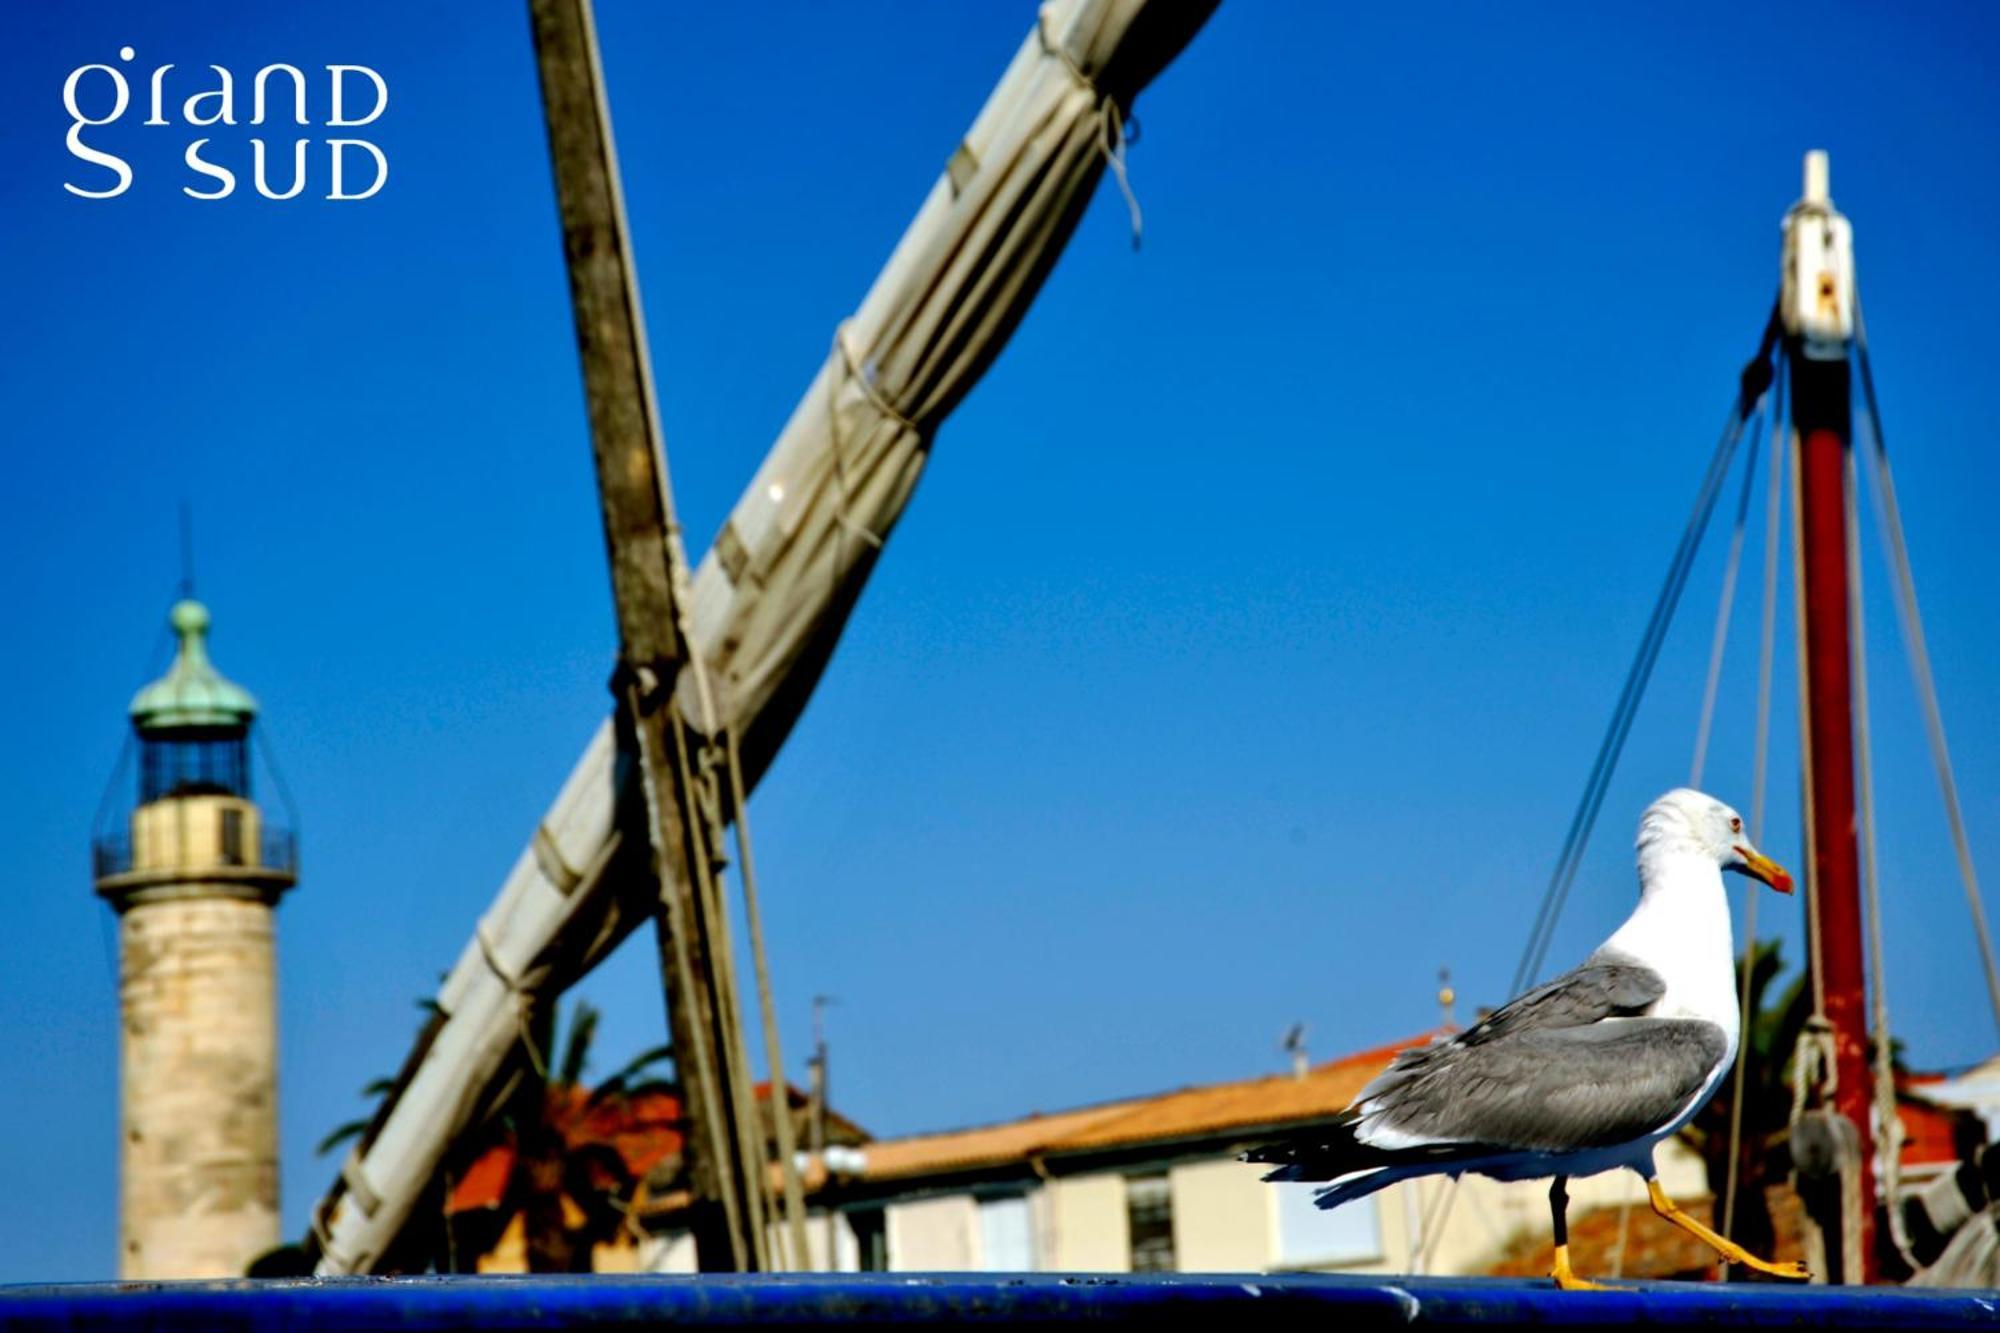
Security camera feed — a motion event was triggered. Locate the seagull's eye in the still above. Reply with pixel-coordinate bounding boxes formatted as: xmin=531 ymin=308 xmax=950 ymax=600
xmin=1730 ymin=817 xmax=1743 ymax=833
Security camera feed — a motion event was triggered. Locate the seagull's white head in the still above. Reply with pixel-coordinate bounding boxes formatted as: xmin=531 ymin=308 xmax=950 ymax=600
xmin=1637 ymin=788 xmax=1793 ymax=894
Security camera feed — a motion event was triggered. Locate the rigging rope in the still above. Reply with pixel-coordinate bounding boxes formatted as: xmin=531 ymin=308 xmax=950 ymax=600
xmin=1853 ymin=298 xmax=2000 ymax=1043
xmin=1689 ymin=407 xmax=1764 ymax=789
xmin=1847 ymin=442 xmax=1918 ymax=1269
xmin=1512 ymin=305 xmax=1781 ymax=993
xmin=1722 ymin=359 xmax=1787 ymax=1242
xmin=723 ymin=724 xmax=812 ymax=1270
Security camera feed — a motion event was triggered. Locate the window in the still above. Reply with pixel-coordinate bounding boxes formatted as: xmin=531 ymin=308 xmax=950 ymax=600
xmin=220 ymin=808 xmax=245 ymax=866
xmin=139 ymin=730 xmax=250 ymax=802
xmin=848 ymin=1209 xmax=888 ymax=1272
xmin=977 ymin=1193 xmax=1035 ymax=1271
xmin=1126 ymin=1173 xmax=1175 ymax=1273
xmin=1274 ymin=1184 xmax=1379 ymax=1268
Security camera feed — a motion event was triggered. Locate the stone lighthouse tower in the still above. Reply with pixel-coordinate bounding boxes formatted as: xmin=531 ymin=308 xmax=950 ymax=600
xmin=92 ymin=599 xmax=296 ymax=1278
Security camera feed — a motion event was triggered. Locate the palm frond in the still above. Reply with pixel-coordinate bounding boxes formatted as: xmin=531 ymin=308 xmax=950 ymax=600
xmin=559 ymin=1001 xmax=600 ymax=1088
xmin=584 ymin=1046 xmax=674 ymax=1107
xmin=316 ymin=1120 xmax=368 ymax=1158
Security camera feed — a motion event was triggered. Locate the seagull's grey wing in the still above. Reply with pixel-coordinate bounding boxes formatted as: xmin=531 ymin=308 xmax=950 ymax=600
xmin=1346 ymin=954 xmax=1720 ymax=1152
xmin=1352 ymin=955 xmax=1663 ymax=1110
xmin=1355 ymin=1018 xmax=1728 ymax=1152
xmin=1460 ymin=953 xmax=1665 ymax=1045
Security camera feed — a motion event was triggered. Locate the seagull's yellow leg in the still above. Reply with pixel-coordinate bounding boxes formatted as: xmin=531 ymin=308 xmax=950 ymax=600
xmin=1548 ymin=1175 xmax=1617 ymax=1291
xmin=1551 ymin=1244 xmax=1614 ymax=1292
xmin=1645 ymin=1178 xmax=1810 ymax=1281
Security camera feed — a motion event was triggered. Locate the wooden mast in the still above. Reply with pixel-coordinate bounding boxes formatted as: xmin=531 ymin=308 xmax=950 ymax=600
xmin=1782 ymin=149 xmax=1876 ymax=1282
xmin=527 ymin=0 xmax=769 ymax=1271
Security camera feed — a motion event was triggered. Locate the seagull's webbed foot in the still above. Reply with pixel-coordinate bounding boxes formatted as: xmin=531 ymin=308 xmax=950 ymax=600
xmin=1645 ymin=1178 xmax=1811 ymax=1282
xmin=1550 ymin=1244 xmax=1621 ymax=1292
xmin=1545 ymin=1175 xmax=1623 ymax=1291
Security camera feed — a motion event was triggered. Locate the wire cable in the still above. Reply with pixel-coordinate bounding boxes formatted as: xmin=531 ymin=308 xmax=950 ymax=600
xmin=1690 ymin=407 xmax=1764 ymax=788
xmin=1722 ymin=358 xmax=1787 ymax=1242
xmin=1847 ymin=440 xmax=1918 ymax=1269
xmin=1853 ymin=298 xmax=2000 ymax=1042
xmin=1513 ymin=307 xmax=1779 ymax=992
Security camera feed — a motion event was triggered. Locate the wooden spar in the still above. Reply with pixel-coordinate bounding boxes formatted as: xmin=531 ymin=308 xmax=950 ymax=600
xmin=526 ymin=0 xmax=769 ymax=1271
xmin=305 ymin=0 xmax=1220 ymax=1274
xmin=1783 ymin=150 xmax=1876 ymax=1282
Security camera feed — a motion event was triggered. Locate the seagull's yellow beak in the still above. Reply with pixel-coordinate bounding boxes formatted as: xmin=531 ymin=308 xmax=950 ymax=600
xmin=1734 ymin=845 xmax=1794 ymax=895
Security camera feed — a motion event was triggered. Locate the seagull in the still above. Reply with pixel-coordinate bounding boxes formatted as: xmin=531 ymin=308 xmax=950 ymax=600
xmin=1244 ymin=789 xmax=1809 ymax=1289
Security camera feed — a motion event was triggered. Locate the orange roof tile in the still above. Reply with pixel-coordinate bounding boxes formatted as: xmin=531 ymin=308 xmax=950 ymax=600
xmin=859 ymin=1099 xmax=1149 ymax=1181
xmin=859 ymin=1031 xmax=1440 ymax=1182
xmin=1055 ymin=1033 xmax=1429 ymax=1154
xmin=448 ymin=1143 xmax=516 ymax=1213
xmin=1898 ymin=1079 xmax=1976 ymax=1168
xmin=444 ymin=1087 xmax=686 ymax=1215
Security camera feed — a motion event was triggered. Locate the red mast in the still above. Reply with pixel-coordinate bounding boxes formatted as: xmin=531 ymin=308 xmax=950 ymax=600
xmin=1782 ymin=150 xmax=1876 ymax=1282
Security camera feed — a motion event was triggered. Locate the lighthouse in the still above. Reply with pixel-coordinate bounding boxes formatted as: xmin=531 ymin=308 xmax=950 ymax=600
xmin=91 ymin=599 xmax=296 ymax=1278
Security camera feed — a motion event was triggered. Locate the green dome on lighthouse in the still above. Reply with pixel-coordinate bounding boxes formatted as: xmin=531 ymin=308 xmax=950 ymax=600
xmin=129 ymin=600 xmax=260 ymax=732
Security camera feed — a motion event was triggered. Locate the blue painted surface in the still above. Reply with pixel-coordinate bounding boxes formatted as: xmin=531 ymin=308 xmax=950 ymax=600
xmin=0 ymin=1275 xmax=1996 ymax=1331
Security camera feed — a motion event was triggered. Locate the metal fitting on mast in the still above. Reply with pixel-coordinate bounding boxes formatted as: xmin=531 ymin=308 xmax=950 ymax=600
xmin=1781 ymin=149 xmax=1855 ymax=358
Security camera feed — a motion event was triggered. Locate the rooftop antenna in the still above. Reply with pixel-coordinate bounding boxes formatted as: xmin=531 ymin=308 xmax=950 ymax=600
xmin=811 ymin=994 xmax=837 ymax=1055
xmin=807 ymin=995 xmax=838 ymax=1268
xmin=1280 ymin=1022 xmax=1308 ymax=1080
xmin=177 ymin=500 xmax=196 ymax=599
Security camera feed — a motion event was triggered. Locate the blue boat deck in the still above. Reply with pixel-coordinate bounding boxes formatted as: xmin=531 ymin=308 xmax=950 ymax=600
xmin=1 ymin=1274 xmax=1996 ymax=1330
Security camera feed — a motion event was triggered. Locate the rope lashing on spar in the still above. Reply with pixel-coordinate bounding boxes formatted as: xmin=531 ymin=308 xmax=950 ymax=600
xmin=816 ymin=5 xmax=1159 ymax=582
xmin=825 ymin=320 xmax=907 ymax=557
xmin=1037 ymin=3 xmax=1143 ymax=248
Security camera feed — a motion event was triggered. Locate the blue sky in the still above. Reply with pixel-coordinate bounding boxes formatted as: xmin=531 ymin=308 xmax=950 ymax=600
xmin=4 ymin=0 xmax=1998 ymax=1282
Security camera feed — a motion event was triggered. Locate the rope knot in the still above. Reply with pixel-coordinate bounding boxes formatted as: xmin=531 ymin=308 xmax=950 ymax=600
xmin=1036 ymin=4 xmax=1143 ymax=249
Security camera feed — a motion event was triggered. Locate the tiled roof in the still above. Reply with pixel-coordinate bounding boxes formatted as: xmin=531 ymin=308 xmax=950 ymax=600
xmin=1898 ymin=1076 xmax=1982 ymax=1168
xmin=448 ymin=1080 xmax=864 ymax=1215
xmin=446 ymin=1086 xmax=686 ymax=1214
xmin=859 ymin=1032 xmax=1438 ymax=1183
xmin=859 ymin=1099 xmax=1149 ymax=1182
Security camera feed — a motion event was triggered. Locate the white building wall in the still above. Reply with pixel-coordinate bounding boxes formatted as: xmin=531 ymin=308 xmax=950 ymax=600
xmin=887 ymin=1193 xmax=981 ymax=1270
xmin=1167 ymin=1159 xmax=1268 ymax=1271
xmin=641 ymin=1228 xmax=698 ymax=1273
xmin=801 ymin=1134 xmax=1715 ymax=1277
xmin=1048 ymin=1173 xmax=1130 ymax=1270
xmin=800 ymin=1210 xmax=861 ymax=1272
xmin=642 ymin=1214 xmax=861 ymax=1274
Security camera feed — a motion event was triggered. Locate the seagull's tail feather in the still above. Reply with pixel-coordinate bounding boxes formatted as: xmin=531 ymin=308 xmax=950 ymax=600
xmin=1242 ymin=1112 xmax=1475 ymax=1210
xmin=1312 ymin=1166 xmax=1415 ymax=1210
xmin=1241 ymin=1114 xmax=1387 ymax=1187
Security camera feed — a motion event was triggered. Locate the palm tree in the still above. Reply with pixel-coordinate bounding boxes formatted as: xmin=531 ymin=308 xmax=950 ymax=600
xmin=448 ymin=999 xmax=681 ymax=1272
xmin=311 ymin=998 xmax=681 ymax=1273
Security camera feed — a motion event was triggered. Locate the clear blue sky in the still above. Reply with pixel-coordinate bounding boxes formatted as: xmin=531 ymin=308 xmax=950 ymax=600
xmin=4 ymin=0 xmax=1998 ymax=1282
